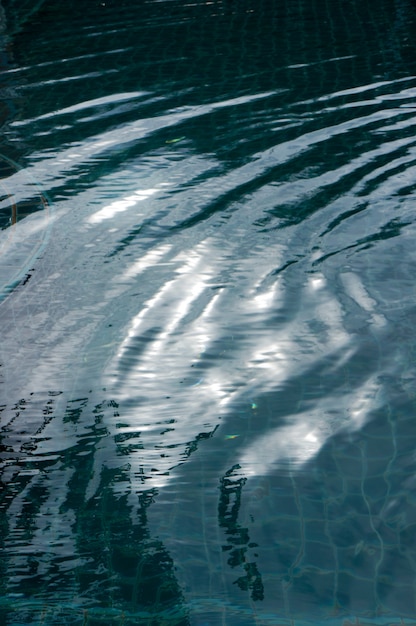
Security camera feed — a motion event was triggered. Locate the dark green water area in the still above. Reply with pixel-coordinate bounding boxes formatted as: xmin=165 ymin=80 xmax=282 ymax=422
xmin=1 ymin=0 xmax=416 ymax=623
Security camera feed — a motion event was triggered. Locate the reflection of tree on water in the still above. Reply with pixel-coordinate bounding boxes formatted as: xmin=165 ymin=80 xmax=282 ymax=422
xmin=75 ymin=477 xmax=188 ymax=623
xmin=218 ymin=465 xmax=264 ymax=602
xmin=0 ymin=395 xmax=190 ymax=625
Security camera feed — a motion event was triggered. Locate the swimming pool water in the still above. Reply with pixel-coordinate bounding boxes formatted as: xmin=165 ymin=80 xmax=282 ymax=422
xmin=1 ymin=0 xmax=416 ymax=623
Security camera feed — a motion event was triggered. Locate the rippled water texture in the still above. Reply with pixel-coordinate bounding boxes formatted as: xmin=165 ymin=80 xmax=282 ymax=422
xmin=1 ymin=0 xmax=416 ymax=624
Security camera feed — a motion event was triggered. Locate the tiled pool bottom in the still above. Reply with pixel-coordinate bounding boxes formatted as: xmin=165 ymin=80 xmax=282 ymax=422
xmin=1 ymin=599 xmax=416 ymax=626
xmin=2 ymin=0 xmax=416 ymax=623
xmin=2 ymin=383 xmax=416 ymax=625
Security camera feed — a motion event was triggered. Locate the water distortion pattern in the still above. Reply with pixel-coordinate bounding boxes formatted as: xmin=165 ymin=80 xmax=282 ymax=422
xmin=1 ymin=0 xmax=416 ymax=624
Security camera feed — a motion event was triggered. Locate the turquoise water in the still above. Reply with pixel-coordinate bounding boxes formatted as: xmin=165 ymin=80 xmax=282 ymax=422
xmin=1 ymin=0 xmax=416 ymax=623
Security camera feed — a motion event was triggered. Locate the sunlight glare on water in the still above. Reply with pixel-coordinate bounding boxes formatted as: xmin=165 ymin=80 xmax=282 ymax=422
xmin=1 ymin=0 xmax=416 ymax=624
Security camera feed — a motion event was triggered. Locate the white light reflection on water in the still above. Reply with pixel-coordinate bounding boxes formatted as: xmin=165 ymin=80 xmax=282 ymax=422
xmin=1 ymin=34 xmax=416 ymax=618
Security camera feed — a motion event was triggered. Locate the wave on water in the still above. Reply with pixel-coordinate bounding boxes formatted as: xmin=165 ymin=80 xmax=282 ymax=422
xmin=1 ymin=0 xmax=416 ymax=623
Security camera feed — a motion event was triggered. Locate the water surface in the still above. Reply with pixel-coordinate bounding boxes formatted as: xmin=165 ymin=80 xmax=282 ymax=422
xmin=1 ymin=0 xmax=416 ymax=624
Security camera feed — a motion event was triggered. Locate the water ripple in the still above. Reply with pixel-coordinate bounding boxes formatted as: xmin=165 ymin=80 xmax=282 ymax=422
xmin=2 ymin=0 xmax=416 ymax=622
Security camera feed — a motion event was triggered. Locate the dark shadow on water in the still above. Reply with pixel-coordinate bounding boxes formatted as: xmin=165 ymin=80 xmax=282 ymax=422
xmin=0 ymin=396 xmax=191 ymax=625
